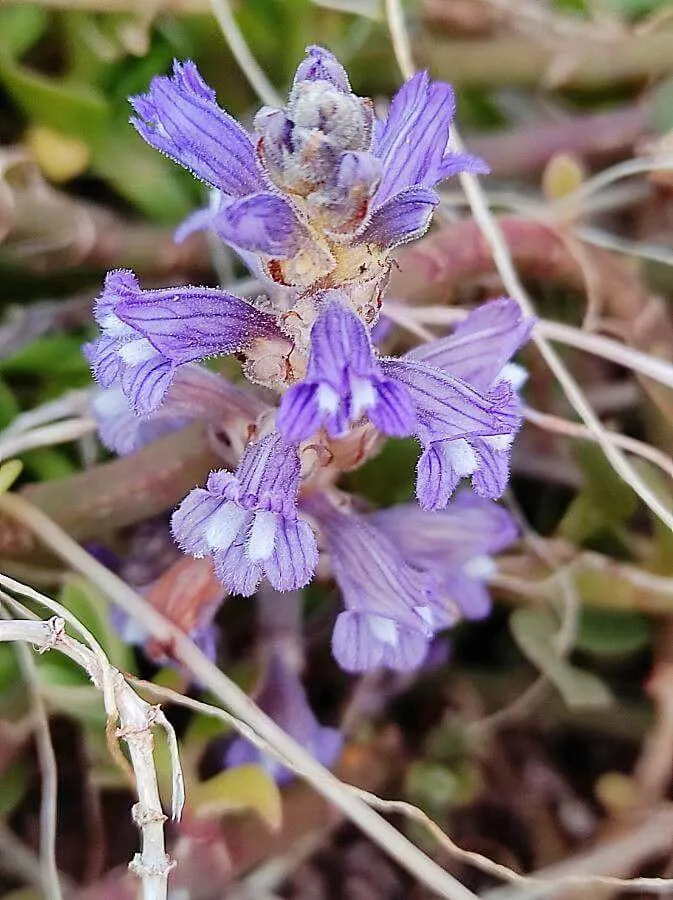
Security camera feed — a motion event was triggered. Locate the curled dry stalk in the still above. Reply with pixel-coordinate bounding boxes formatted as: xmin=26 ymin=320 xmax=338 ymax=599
xmin=0 ymin=577 xmax=184 ymax=900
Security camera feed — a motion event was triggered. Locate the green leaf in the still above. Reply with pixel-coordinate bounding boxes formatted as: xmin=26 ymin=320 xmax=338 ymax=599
xmin=603 ymin=0 xmax=667 ymax=17
xmin=191 ymin=765 xmax=283 ymax=830
xmin=21 ymin=448 xmax=75 ymax=481
xmin=651 ymin=77 xmax=673 ymax=135
xmin=91 ymin=128 xmax=196 ymax=223
xmin=0 ymin=460 xmax=22 ymax=495
xmin=0 ymin=376 xmax=20 ymax=429
xmin=405 ymin=761 xmax=460 ymax=814
xmin=35 ymin=653 xmax=90 ymax=689
xmin=57 ymin=576 xmax=136 ymax=672
xmin=0 ymin=335 xmax=90 ymax=377
xmin=558 ymin=443 xmax=638 ymax=542
xmin=39 ymin=680 xmax=107 ymax=728
xmin=0 ymin=758 xmax=29 ymax=816
xmin=576 ymin=608 xmax=652 ymax=659
xmin=510 ymin=607 xmax=613 ymax=708
xmin=0 ymin=7 xmax=49 ymax=58
xmin=0 ymin=644 xmax=21 ymax=688
xmin=0 ymin=57 xmax=109 ymax=145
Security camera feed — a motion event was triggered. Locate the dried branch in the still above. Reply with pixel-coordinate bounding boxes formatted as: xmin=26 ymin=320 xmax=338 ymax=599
xmin=0 ymin=600 xmax=63 ymax=900
xmin=467 ymin=104 xmax=649 ymax=178
xmin=0 ymin=609 xmax=182 ymax=900
xmin=416 ymin=32 xmax=673 ymax=88
xmin=0 ymin=423 xmax=225 ymax=555
xmin=1 ymin=149 xmax=210 ymax=278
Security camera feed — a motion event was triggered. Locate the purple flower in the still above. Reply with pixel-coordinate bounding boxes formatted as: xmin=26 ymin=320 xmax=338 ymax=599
xmin=91 ymin=364 xmax=267 ymax=456
xmin=92 ymin=386 xmax=188 ymax=456
xmin=362 ymin=70 xmax=487 ymax=249
xmin=172 ymin=432 xmax=318 ymax=596
xmin=306 ymin=493 xmax=441 ymax=673
xmin=225 ymin=652 xmax=341 ymax=784
xmin=277 ymin=297 xmax=416 ymax=441
xmin=409 ymin=298 xmax=534 ymax=507
xmin=84 ymin=269 xmax=282 ymax=414
xmin=370 ymin=492 xmax=518 ymax=622
xmin=131 ymin=48 xmax=485 ymax=294
xmin=130 ymin=60 xmax=264 ymax=196
xmin=277 ymin=296 xmax=517 ymax=453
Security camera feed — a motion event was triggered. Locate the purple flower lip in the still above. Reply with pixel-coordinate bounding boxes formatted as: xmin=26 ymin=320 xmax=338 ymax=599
xmin=408 ymin=297 xmax=534 ymax=505
xmin=305 ymin=492 xmax=438 ymax=673
xmin=85 ymin=269 xmax=283 ymax=415
xmin=172 ymin=432 xmax=318 ymax=597
xmin=277 ymin=297 xmax=417 ymax=442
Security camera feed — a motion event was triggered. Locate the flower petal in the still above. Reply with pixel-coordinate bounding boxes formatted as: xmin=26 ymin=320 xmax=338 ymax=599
xmin=358 ymin=186 xmax=438 ymax=249
xmin=171 ymin=488 xmax=227 ymax=557
xmin=470 ymin=437 xmax=511 ymax=499
xmin=383 ymin=357 xmax=519 ymax=442
xmin=214 ymin=540 xmax=263 ymax=596
xmin=370 ymin=492 xmax=518 ymax=566
xmin=293 ymin=45 xmax=351 ymax=92
xmin=119 ymin=354 xmax=175 ymax=415
xmin=332 ymin=611 xmax=385 ymax=672
xmin=373 ymin=72 xmax=483 ymax=208
xmin=368 ymin=377 xmax=417 ymax=436
xmin=307 ymin=493 xmax=434 ymax=634
xmin=91 ymin=387 xmax=187 ymax=455
xmin=381 ymin=627 xmax=430 ymax=671
xmin=214 ymin=192 xmax=308 ymax=258
xmin=115 ymin=286 xmax=282 ymax=364
xmin=411 ymin=298 xmax=534 ymax=391
xmin=264 ymin=517 xmax=318 ymax=592
xmin=130 ymin=59 xmax=264 ymax=196
xmin=276 ymin=382 xmax=322 ymax=443
xmin=416 ymin=440 xmax=470 ymax=510
xmin=84 ymin=335 xmax=122 ymax=388
xmin=442 ymin=571 xmax=492 ymax=621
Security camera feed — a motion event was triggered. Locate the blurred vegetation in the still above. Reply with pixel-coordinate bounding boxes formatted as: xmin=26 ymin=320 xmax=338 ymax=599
xmin=2 ymin=0 xmax=673 ymax=895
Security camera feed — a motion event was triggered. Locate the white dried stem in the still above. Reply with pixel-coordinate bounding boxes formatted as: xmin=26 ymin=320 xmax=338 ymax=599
xmin=0 ymin=609 xmax=182 ymax=900
xmin=523 ymin=405 xmax=673 ymax=483
xmin=0 ymin=599 xmax=62 ymax=900
xmin=209 ymin=0 xmax=281 ymax=106
xmin=2 ymin=390 xmax=93 ymax=438
xmin=0 ymin=418 xmax=96 ymax=463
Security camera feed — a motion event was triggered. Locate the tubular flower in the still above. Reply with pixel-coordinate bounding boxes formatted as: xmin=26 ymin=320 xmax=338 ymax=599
xmin=171 ymin=432 xmax=318 ymax=596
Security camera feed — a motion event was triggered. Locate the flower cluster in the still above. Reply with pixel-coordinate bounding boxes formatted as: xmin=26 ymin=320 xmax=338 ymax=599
xmin=87 ymin=45 xmax=533 ymax=681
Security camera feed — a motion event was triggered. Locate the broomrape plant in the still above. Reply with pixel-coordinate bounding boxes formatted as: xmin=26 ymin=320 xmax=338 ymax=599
xmin=86 ymin=45 xmax=533 ymax=681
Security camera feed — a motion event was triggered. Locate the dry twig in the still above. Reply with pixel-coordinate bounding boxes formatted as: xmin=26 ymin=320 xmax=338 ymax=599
xmin=0 ymin=599 xmax=183 ymax=900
